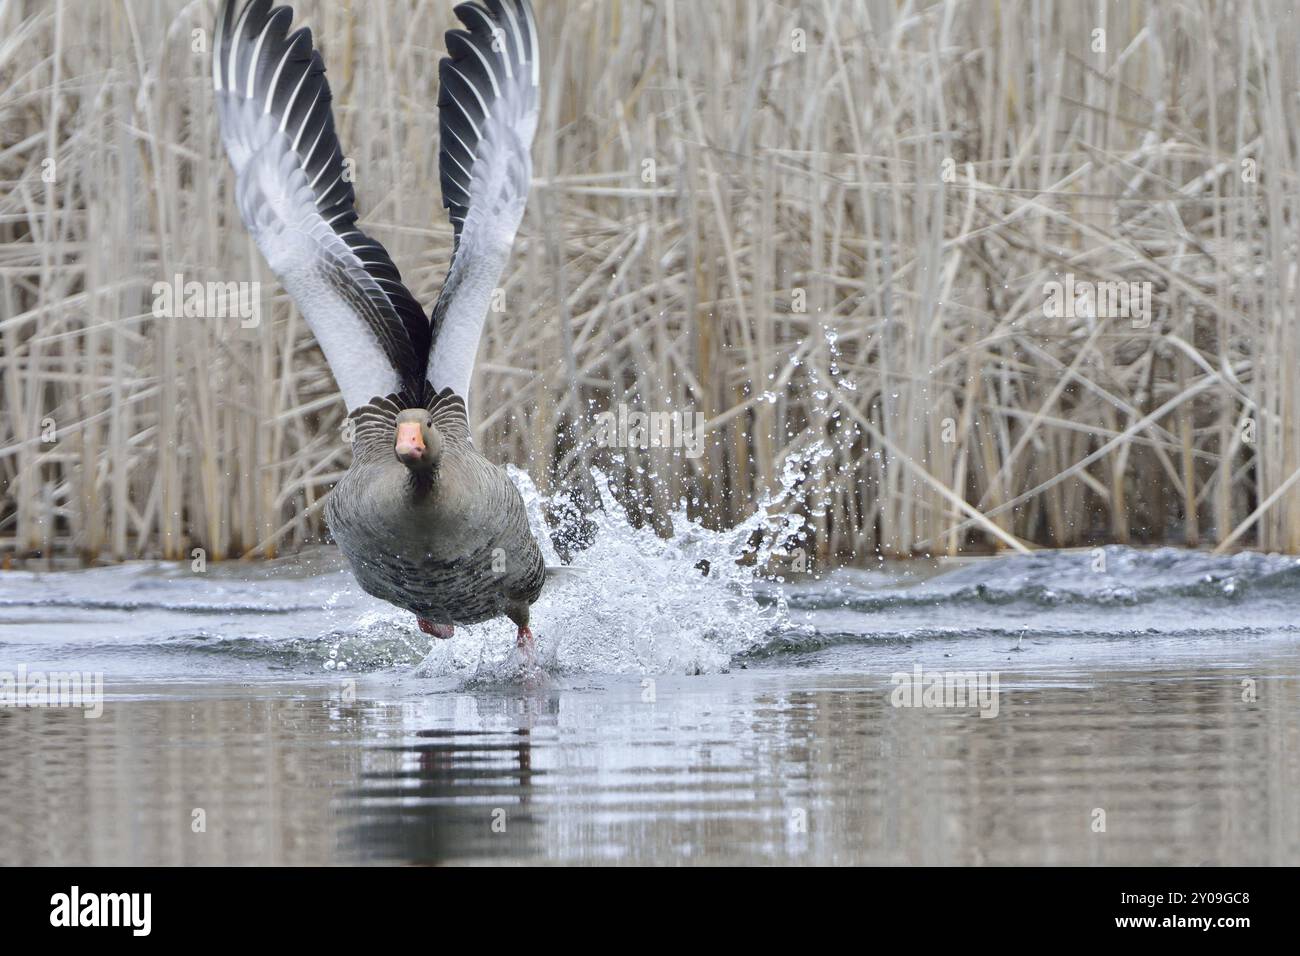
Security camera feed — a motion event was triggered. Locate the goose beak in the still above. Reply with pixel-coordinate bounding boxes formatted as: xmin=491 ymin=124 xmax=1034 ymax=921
xmin=395 ymin=422 xmax=425 ymax=463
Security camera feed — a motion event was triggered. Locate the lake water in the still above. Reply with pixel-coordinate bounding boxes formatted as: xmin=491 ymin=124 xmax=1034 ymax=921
xmin=1 ymin=539 xmax=1297 ymax=865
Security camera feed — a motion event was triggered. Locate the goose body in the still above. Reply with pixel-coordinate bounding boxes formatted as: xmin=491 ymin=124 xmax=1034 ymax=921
xmin=213 ymin=0 xmax=545 ymax=641
xmin=326 ymin=392 xmax=544 ymax=630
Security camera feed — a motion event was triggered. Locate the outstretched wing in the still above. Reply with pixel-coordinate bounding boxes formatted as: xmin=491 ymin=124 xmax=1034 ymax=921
xmin=426 ymin=0 xmax=540 ymax=405
xmin=213 ymin=0 xmax=430 ymax=410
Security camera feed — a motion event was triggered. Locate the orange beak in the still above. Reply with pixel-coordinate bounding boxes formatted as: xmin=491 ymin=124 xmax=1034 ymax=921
xmin=395 ymin=422 xmax=425 ymax=463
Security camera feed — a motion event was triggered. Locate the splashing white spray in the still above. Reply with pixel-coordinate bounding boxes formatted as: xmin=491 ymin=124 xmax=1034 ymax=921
xmin=415 ymin=447 xmax=826 ymax=684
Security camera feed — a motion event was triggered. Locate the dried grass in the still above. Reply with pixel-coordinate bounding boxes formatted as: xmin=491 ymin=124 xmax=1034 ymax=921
xmin=1 ymin=0 xmax=1296 ymax=562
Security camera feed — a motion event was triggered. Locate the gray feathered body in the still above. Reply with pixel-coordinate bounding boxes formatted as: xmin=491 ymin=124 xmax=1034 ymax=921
xmin=214 ymin=0 xmax=546 ymax=630
xmin=326 ymin=391 xmax=545 ymax=627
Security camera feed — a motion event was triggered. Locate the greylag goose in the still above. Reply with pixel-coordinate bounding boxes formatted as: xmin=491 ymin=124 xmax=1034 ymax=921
xmin=212 ymin=0 xmax=545 ymax=647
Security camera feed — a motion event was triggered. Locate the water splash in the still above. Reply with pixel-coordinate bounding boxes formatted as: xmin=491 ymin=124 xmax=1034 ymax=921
xmin=415 ymin=449 xmax=828 ymax=683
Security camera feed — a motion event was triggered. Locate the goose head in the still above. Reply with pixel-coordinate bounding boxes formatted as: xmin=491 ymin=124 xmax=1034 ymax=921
xmin=394 ymin=408 xmax=443 ymax=476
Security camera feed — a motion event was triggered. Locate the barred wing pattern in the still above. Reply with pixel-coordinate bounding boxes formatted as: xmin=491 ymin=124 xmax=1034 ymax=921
xmin=426 ymin=0 xmax=540 ymax=404
xmin=213 ymin=0 xmax=431 ymax=410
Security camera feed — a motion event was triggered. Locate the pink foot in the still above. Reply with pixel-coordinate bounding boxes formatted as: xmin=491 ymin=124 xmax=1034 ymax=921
xmin=418 ymin=618 xmax=454 ymax=640
xmin=515 ymin=625 xmax=534 ymax=649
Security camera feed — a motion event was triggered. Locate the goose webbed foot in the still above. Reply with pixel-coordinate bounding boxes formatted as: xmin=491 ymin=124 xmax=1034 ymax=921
xmin=418 ymin=618 xmax=454 ymax=640
xmin=515 ymin=625 xmax=534 ymax=649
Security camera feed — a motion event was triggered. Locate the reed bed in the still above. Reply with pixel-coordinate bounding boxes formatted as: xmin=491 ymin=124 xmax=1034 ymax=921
xmin=1 ymin=0 xmax=1297 ymax=563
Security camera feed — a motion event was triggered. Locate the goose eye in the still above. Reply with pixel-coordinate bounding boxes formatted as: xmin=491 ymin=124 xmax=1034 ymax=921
xmin=426 ymin=419 xmax=433 ymax=428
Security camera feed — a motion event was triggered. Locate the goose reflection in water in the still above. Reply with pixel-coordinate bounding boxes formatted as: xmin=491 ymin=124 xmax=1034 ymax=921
xmin=343 ymin=727 xmax=541 ymax=865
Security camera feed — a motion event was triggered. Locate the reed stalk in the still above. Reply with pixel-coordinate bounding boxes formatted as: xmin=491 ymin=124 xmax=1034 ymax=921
xmin=0 ymin=0 xmax=1295 ymax=564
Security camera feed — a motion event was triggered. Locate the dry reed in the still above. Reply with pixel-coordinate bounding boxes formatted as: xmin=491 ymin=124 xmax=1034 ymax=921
xmin=1 ymin=0 xmax=1297 ymax=564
